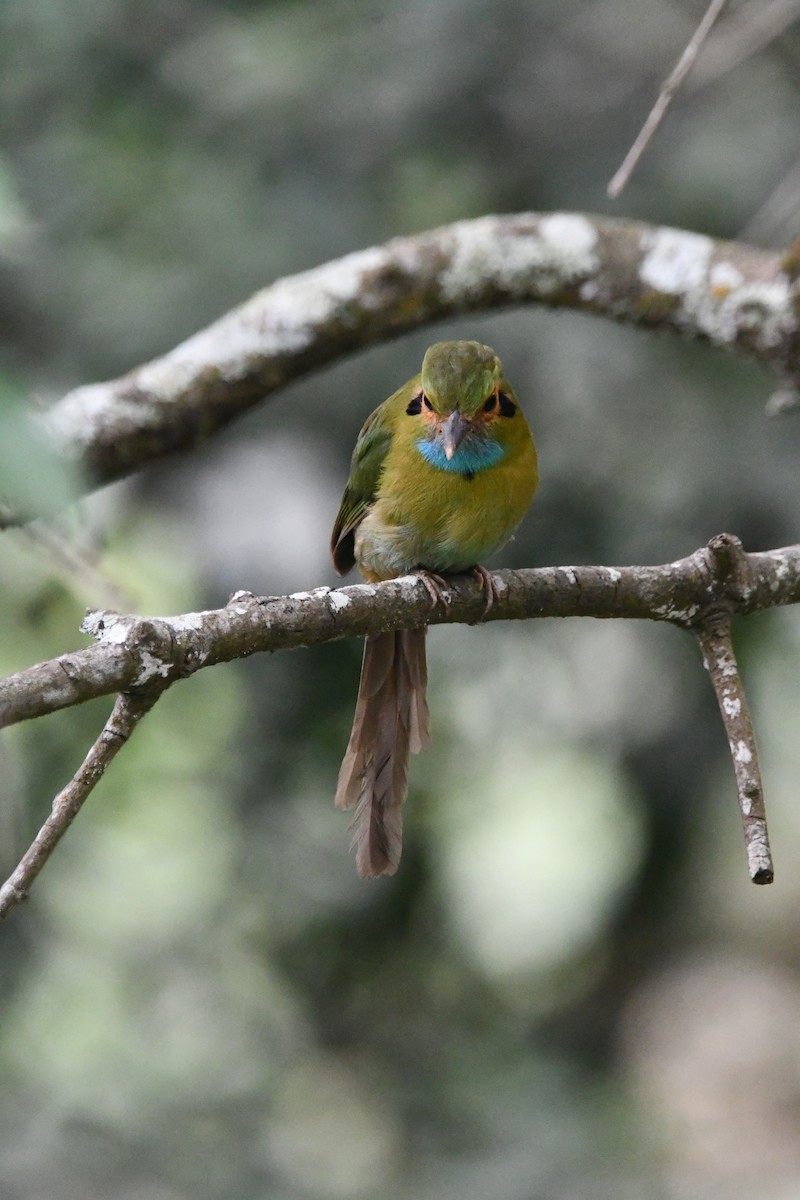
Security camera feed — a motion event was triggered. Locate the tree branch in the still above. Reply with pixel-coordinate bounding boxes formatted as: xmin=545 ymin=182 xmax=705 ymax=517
xmin=694 ymin=535 xmax=773 ymax=883
xmin=696 ymin=617 xmax=772 ymax=883
xmin=0 ymin=687 xmax=165 ymax=919
xmin=1 ymin=535 xmax=796 ymax=909
xmin=3 ymin=540 xmax=800 ymax=732
xmin=18 ymin=212 xmax=798 ymax=524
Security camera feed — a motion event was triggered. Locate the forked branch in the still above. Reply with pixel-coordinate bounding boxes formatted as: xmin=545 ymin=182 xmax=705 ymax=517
xmin=3 ymin=541 xmax=800 ymax=732
xmin=0 ymin=535 xmax=797 ymax=916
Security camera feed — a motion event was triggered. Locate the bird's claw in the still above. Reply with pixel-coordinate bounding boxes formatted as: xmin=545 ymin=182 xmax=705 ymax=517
xmin=472 ymin=565 xmax=500 ymax=616
xmin=414 ymin=566 xmax=499 ymax=617
xmin=414 ymin=569 xmax=451 ymax=611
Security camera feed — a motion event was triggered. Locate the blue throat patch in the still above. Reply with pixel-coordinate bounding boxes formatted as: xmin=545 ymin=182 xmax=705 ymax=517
xmin=417 ymin=436 xmax=505 ymax=476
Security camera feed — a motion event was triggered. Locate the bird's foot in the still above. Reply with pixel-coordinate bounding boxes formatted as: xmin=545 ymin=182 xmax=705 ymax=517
xmin=413 ymin=566 xmax=499 ymax=615
xmin=472 ymin=565 xmax=501 ymax=616
xmin=414 ymin=569 xmax=451 ymax=611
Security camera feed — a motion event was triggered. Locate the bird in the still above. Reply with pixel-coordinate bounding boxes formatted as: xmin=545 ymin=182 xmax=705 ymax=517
xmin=330 ymin=340 xmax=538 ymax=878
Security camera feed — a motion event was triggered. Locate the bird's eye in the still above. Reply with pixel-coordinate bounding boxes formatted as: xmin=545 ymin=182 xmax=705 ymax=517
xmin=483 ymin=394 xmax=498 ymax=413
xmin=498 ymin=392 xmax=517 ymax=417
xmin=406 ymin=393 xmax=423 ymax=416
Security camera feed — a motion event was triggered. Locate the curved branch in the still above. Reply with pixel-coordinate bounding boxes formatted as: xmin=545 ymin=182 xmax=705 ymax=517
xmin=3 ymin=539 xmax=800 ymax=731
xmin=37 ymin=213 xmax=800 ymax=506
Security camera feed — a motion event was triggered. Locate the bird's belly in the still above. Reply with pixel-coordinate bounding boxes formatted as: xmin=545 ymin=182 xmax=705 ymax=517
xmin=355 ymin=467 xmax=532 ymax=580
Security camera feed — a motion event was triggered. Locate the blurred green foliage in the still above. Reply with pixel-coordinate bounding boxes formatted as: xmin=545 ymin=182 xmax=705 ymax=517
xmin=3 ymin=2 xmax=800 ymax=1198
xmin=0 ymin=373 xmax=81 ymax=516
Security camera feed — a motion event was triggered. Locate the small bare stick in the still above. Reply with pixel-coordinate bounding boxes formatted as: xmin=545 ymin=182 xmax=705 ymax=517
xmin=607 ymin=0 xmax=731 ymax=198
xmin=0 ymin=689 xmax=163 ymax=919
xmin=689 ymin=0 xmax=800 ymax=94
xmin=695 ymin=616 xmax=773 ymax=884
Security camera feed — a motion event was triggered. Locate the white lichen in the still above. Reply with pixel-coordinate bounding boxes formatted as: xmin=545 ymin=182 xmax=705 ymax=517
xmin=734 ymin=740 xmax=753 ymax=764
xmin=722 ymin=696 xmax=742 ymax=718
xmin=47 ymin=382 xmax=155 ymax=451
xmin=774 ymin=554 xmax=791 ymax=580
xmin=639 ymin=228 xmax=794 ymax=351
xmin=441 ymin=214 xmax=598 ymax=302
xmin=345 ymin=582 xmax=382 ymax=599
xmin=329 ymin=591 xmax=351 ymax=612
xmin=394 ymin=574 xmax=440 ymax=603
xmin=711 ymin=651 xmax=739 ymax=678
xmin=697 ymin=277 xmax=794 ymax=348
xmin=709 ymin=261 xmax=744 ymax=292
xmin=135 ymin=650 xmax=172 ymax=686
xmin=168 ymin=612 xmax=206 ymax=632
xmin=651 ymin=602 xmax=700 ymax=623
xmin=80 ymin=612 xmax=131 ymax=644
xmin=538 ymin=213 xmax=599 ymax=267
xmin=640 ymin=229 xmax=713 ymax=294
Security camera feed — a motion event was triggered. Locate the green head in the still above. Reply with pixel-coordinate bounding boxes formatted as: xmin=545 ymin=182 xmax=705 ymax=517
xmin=420 ymin=341 xmax=502 ymax=416
xmin=411 ymin=340 xmax=522 ymax=472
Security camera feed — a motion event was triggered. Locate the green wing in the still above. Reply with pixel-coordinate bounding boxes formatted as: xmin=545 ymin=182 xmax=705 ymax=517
xmin=330 ymin=399 xmax=394 ymax=576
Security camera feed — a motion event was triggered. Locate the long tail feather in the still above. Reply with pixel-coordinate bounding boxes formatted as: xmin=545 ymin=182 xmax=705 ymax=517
xmin=335 ymin=627 xmax=430 ymax=877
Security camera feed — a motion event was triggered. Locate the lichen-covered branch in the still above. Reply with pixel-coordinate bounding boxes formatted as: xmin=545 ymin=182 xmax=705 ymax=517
xmin=35 ymin=213 xmax=800 ymax=506
xmin=0 ymin=688 xmax=164 ymax=919
xmin=692 ymin=534 xmax=774 ymax=882
xmin=3 ymin=538 xmax=800 ymax=732
xmin=696 ymin=616 xmax=772 ymax=883
xmin=1 ymin=534 xmax=796 ymax=911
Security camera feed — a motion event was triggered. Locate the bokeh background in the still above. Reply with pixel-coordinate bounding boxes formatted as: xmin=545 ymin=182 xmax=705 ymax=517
xmin=2 ymin=2 xmax=800 ymax=1197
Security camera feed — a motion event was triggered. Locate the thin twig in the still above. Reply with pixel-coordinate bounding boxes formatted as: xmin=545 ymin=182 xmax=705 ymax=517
xmin=695 ymin=615 xmax=773 ymax=884
xmin=689 ymin=0 xmax=800 ymax=92
xmin=0 ymin=688 xmax=164 ymax=919
xmin=608 ymin=0 xmax=731 ymax=198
